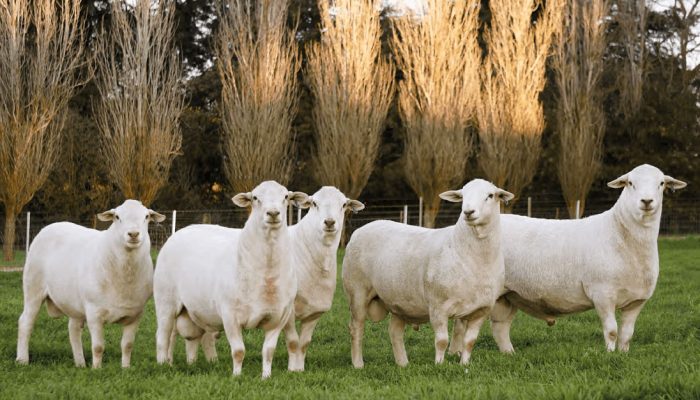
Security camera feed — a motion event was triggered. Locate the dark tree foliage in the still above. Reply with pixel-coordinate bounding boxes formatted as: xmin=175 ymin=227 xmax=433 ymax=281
xmin=26 ymin=1 xmax=700 ymax=217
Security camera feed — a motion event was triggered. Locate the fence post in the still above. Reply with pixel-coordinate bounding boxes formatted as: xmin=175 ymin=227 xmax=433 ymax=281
xmin=288 ymin=203 xmax=293 ymax=225
xmin=418 ymin=197 xmax=423 ymax=227
xmin=403 ymin=205 xmax=408 ymax=224
xmin=26 ymin=211 xmax=31 ymax=253
xmin=171 ymin=210 xmax=177 ymax=235
xmin=297 ymin=207 xmax=302 ymax=224
xmin=527 ymin=197 xmax=532 ymax=217
xmin=575 ymin=200 xmax=581 ymax=219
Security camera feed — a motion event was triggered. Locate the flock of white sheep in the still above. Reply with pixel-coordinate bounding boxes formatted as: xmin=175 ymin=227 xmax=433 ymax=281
xmin=15 ymin=164 xmax=686 ymax=378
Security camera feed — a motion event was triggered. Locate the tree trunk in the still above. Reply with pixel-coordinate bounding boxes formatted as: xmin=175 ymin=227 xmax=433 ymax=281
xmin=422 ymin=201 xmax=440 ymax=229
xmin=566 ymin=198 xmax=586 ymax=219
xmin=3 ymin=207 xmax=17 ymax=262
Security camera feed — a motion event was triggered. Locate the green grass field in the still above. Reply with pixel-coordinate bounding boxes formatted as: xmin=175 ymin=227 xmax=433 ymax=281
xmin=0 ymin=237 xmax=699 ymax=399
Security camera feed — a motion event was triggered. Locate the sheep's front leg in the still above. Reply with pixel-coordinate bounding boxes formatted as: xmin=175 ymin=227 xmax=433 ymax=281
xmin=121 ymin=318 xmax=140 ymax=368
xmin=490 ymin=297 xmax=517 ymax=354
xmin=388 ymin=314 xmax=408 ymax=367
xmin=593 ymin=299 xmax=618 ymax=352
xmin=261 ymin=326 xmax=283 ymax=379
xmin=618 ymin=300 xmax=646 ymax=352
xmin=297 ymin=316 xmax=321 ymax=371
xmin=459 ymin=314 xmax=487 ymax=365
xmin=283 ymin=317 xmax=301 ymax=371
xmin=86 ymin=316 xmax=105 ymax=368
xmin=222 ymin=314 xmax=245 ymax=376
xmin=430 ymin=313 xmax=449 ymax=364
xmin=68 ymin=318 xmax=86 ymax=367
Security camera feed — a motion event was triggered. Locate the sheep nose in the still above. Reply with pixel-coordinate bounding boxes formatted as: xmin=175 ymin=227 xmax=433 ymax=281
xmin=641 ymin=199 xmax=653 ymax=207
xmin=463 ymin=210 xmax=475 ymax=218
xmin=324 ymin=219 xmax=336 ymax=228
xmin=128 ymin=231 xmax=140 ymax=239
xmin=267 ymin=210 xmax=280 ymax=219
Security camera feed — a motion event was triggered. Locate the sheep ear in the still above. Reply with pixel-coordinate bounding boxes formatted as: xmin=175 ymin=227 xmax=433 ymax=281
xmin=664 ymin=175 xmax=687 ymax=191
xmin=295 ymin=195 xmax=313 ymax=209
xmin=607 ymin=174 xmax=629 ymax=189
xmin=97 ymin=209 xmax=116 ymax=222
xmin=288 ymin=191 xmax=310 ymax=208
xmin=232 ymin=192 xmax=253 ymax=208
xmin=346 ymin=199 xmax=365 ymax=213
xmin=439 ymin=190 xmax=463 ymax=203
xmin=148 ymin=210 xmax=166 ymax=223
xmin=497 ymin=189 xmax=515 ymax=203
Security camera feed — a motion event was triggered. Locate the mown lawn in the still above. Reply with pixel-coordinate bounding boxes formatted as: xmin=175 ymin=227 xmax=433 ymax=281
xmin=0 ymin=237 xmax=698 ymax=399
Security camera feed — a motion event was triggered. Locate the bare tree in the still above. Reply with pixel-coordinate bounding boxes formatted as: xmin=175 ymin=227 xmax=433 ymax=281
xmin=216 ymin=0 xmax=300 ymax=193
xmin=94 ymin=0 xmax=184 ymax=206
xmin=554 ymin=0 xmax=609 ymax=218
xmin=0 ymin=0 xmax=86 ymax=260
xmin=615 ymin=0 xmax=647 ymax=119
xmin=306 ymin=0 xmax=395 ymax=199
xmin=477 ymin=0 xmax=564 ymax=206
xmin=391 ymin=0 xmax=481 ymax=227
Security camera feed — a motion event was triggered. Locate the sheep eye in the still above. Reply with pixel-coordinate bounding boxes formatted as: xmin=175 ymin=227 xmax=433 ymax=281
xmin=253 ymin=196 xmax=258 ymax=201
xmin=284 ymin=194 xmax=289 ymax=200
xmin=312 ymin=201 xmax=317 ymax=208
xmin=115 ymin=215 xmax=120 ymax=221
xmin=659 ymin=182 xmax=664 ymax=187
xmin=488 ymin=194 xmax=494 ymax=199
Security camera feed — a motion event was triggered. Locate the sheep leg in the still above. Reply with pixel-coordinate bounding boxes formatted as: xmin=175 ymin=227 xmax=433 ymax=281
xmin=430 ymin=313 xmax=449 ymax=364
xmin=68 ymin=318 xmax=86 ymax=367
xmin=618 ymin=300 xmax=646 ymax=352
xmin=222 ymin=315 xmax=245 ymax=376
xmin=348 ymin=293 xmax=368 ymax=369
xmin=155 ymin=311 xmax=177 ymax=365
xmin=593 ymin=299 xmax=618 ymax=352
xmin=283 ymin=317 xmax=301 ymax=372
xmin=201 ymin=331 xmax=219 ymax=362
xmin=261 ymin=326 xmax=283 ymax=379
xmin=120 ymin=318 xmax=140 ymax=368
xmin=388 ymin=314 xmax=408 ymax=367
xmin=177 ymin=311 xmax=205 ymax=364
xmin=86 ymin=316 xmax=105 ymax=368
xmin=459 ymin=315 xmax=487 ymax=365
xmin=490 ymin=298 xmax=517 ymax=354
xmin=297 ymin=316 xmax=321 ymax=371
xmin=449 ymin=320 xmax=466 ymax=356
xmin=166 ymin=327 xmax=177 ymax=364
xmin=16 ymin=294 xmax=44 ymax=365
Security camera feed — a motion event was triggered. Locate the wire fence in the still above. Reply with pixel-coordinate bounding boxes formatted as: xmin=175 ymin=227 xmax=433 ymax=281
xmin=1 ymin=194 xmax=698 ymax=253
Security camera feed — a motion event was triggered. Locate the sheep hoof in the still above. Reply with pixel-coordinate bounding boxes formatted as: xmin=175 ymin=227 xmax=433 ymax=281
xmin=546 ymin=319 xmax=556 ymax=326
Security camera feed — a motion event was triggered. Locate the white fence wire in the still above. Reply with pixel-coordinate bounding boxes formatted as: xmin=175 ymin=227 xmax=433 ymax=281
xmin=1 ymin=195 xmax=698 ymax=252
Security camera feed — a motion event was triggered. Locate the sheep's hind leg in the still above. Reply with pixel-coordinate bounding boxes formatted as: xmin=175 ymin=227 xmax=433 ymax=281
xmin=388 ymin=314 xmax=408 ymax=367
xmin=16 ymin=292 xmax=44 ymax=364
xmin=348 ymin=292 xmax=369 ymax=369
xmin=618 ymin=300 xmax=646 ymax=352
xmin=68 ymin=318 xmax=86 ymax=367
xmin=490 ymin=297 xmax=517 ymax=354
xmin=449 ymin=320 xmax=466 ymax=356
xmin=201 ymin=331 xmax=219 ymax=362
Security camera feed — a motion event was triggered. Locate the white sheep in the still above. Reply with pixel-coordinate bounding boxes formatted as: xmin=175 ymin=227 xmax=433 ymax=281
xmin=164 ymin=186 xmax=364 ymax=373
xmin=284 ymin=186 xmax=364 ymax=371
xmin=16 ymin=200 xmax=164 ymax=368
xmin=342 ymin=179 xmax=513 ymax=368
xmin=153 ymin=181 xmax=308 ymax=378
xmin=451 ymin=164 xmax=687 ymax=355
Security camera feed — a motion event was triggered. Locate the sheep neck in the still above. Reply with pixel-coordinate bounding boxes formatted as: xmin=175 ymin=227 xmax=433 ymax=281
xmin=239 ymin=220 xmax=289 ymax=271
xmin=452 ymin=216 xmax=501 ymax=264
xmin=99 ymin=230 xmax=148 ymax=282
xmin=611 ymin=198 xmax=661 ymax=246
xmin=293 ymin=216 xmax=337 ymax=273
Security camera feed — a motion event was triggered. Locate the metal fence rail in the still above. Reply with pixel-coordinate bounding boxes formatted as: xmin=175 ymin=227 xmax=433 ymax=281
xmin=1 ymin=195 xmax=698 ymax=252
